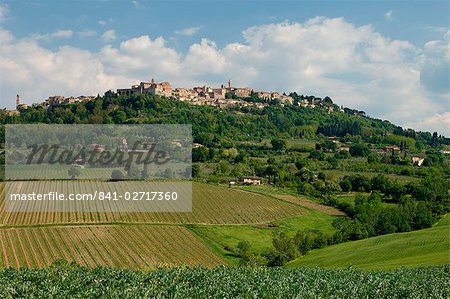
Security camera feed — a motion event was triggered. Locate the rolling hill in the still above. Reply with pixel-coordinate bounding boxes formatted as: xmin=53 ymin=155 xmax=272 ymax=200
xmin=287 ymin=214 xmax=450 ymax=270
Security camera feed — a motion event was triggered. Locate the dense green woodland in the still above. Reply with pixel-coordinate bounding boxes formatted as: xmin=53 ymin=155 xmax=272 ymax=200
xmin=0 ymin=262 xmax=448 ymax=298
xmin=1 ymin=92 xmax=449 ymax=145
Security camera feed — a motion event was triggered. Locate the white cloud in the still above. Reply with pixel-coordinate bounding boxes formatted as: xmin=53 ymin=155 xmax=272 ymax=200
xmin=384 ymin=10 xmax=393 ymax=21
xmin=0 ymin=4 xmax=9 ymax=22
xmin=98 ymin=20 xmax=106 ymax=26
xmin=101 ymin=30 xmax=116 ymax=42
xmin=0 ymin=18 xmax=448 ymax=136
xmin=408 ymin=112 xmax=450 ymax=136
xmin=100 ymin=35 xmax=181 ymax=78
xmin=77 ymin=30 xmax=97 ymax=38
xmin=132 ymin=0 xmax=145 ymax=9
xmin=0 ymin=28 xmax=124 ymax=107
xmin=30 ymin=29 xmax=73 ymax=42
xmin=175 ymin=26 xmax=200 ymax=37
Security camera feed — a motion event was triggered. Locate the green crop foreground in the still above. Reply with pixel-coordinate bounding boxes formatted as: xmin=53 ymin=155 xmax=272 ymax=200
xmin=0 ymin=263 xmax=449 ymax=298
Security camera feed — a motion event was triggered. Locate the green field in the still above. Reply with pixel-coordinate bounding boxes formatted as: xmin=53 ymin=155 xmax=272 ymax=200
xmin=288 ymin=215 xmax=450 ymax=270
xmin=190 ymin=210 xmax=336 ymax=264
xmin=2 ymin=264 xmax=449 ymax=298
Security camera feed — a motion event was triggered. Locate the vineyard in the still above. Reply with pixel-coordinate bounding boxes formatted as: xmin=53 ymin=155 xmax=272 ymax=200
xmin=0 ymin=225 xmax=224 ymax=269
xmin=0 ymin=181 xmax=314 ymax=269
xmin=1 ymin=264 xmax=448 ymax=298
xmin=0 ymin=182 xmax=307 ymax=226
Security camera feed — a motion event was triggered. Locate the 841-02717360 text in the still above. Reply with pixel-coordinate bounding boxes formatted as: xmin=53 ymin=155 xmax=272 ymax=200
xmin=9 ymin=191 xmax=179 ymax=201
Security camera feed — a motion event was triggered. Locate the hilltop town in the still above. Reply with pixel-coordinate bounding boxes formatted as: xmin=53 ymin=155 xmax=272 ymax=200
xmin=4 ymin=79 xmax=342 ymax=115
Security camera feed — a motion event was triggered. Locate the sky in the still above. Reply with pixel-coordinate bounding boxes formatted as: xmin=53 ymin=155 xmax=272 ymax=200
xmin=0 ymin=0 xmax=449 ymax=135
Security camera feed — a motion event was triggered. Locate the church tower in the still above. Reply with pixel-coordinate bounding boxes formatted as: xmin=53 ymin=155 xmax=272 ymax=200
xmin=16 ymin=94 xmax=20 ymax=109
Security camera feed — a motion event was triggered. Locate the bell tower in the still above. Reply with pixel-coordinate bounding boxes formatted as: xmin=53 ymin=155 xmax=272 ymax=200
xmin=16 ymin=94 xmax=20 ymax=109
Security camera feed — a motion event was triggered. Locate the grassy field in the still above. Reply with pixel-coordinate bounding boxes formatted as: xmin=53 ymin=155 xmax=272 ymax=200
xmin=287 ymin=215 xmax=450 ymax=270
xmin=0 ymin=182 xmax=307 ymax=226
xmin=0 ymin=225 xmax=225 ymax=269
xmin=190 ymin=210 xmax=337 ymax=264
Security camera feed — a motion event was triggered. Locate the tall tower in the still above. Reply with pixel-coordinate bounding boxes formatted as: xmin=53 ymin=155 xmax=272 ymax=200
xmin=228 ymin=79 xmax=232 ymax=89
xmin=16 ymin=94 xmax=20 ymax=108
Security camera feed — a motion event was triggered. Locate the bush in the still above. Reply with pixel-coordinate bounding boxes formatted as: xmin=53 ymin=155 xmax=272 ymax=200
xmin=349 ymin=143 xmax=370 ymax=157
xmin=111 ymin=170 xmax=125 ymax=181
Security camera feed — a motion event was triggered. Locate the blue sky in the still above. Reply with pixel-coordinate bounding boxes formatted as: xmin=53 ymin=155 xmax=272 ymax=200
xmin=0 ymin=0 xmax=449 ymax=135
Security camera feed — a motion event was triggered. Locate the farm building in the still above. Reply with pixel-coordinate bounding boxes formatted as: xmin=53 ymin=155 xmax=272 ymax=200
xmin=239 ymin=176 xmax=262 ymax=185
xmin=411 ymin=156 xmax=425 ymax=166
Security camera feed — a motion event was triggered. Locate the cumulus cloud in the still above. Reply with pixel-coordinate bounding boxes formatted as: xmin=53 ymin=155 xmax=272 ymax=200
xmin=419 ymin=31 xmax=449 ymax=104
xmin=384 ymin=10 xmax=393 ymax=21
xmin=0 ymin=28 xmax=124 ymax=107
xmin=100 ymin=35 xmax=181 ymax=78
xmin=30 ymin=29 xmax=73 ymax=41
xmin=0 ymin=17 xmax=448 ymax=135
xmin=0 ymin=4 xmax=8 ymax=22
xmin=77 ymin=30 xmax=97 ymax=38
xmin=408 ymin=112 xmax=450 ymax=136
xmin=132 ymin=0 xmax=145 ymax=9
xmin=175 ymin=26 xmax=201 ymax=37
xmin=101 ymin=29 xmax=116 ymax=42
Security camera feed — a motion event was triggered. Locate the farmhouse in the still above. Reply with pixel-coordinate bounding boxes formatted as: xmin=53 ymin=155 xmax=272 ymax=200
xmin=411 ymin=156 xmax=425 ymax=166
xmin=239 ymin=176 xmax=262 ymax=185
xmin=90 ymin=144 xmax=105 ymax=153
xmin=384 ymin=145 xmax=401 ymax=154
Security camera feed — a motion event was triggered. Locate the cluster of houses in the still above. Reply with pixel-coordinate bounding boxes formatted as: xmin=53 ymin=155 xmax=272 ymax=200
xmin=4 ymin=94 xmax=96 ymax=115
xmin=116 ymin=79 xmax=299 ymax=109
xmin=4 ymin=78 xmax=336 ymax=115
xmin=42 ymin=95 xmax=96 ymax=108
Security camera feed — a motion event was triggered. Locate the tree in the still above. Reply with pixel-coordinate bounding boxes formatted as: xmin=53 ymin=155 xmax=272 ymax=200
xmin=192 ymin=164 xmax=201 ymax=178
xmin=367 ymin=153 xmax=379 ymax=164
xmin=236 ymin=240 xmax=264 ymax=267
xmin=349 ymin=143 xmax=370 ymax=157
xmin=164 ymin=168 xmax=174 ymax=179
xmin=68 ymin=166 xmax=81 ymax=180
xmin=111 ymin=170 xmax=125 ymax=181
xmin=141 ymin=163 xmax=149 ymax=179
xmin=340 ymin=177 xmax=352 ymax=192
xmin=271 ymin=139 xmax=286 ymax=151
xmin=127 ymin=165 xmax=141 ymax=179
xmin=272 ymin=231 xmax=298 ymax=261
xmin=308 ymin=150 xmax=325 ymax=161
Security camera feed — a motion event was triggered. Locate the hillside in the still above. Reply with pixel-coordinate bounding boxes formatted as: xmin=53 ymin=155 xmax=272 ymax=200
xmin=287 ymin=214 xmax=450 ymax=270
xmin=0 ymin=93 xmax=448 ymax=270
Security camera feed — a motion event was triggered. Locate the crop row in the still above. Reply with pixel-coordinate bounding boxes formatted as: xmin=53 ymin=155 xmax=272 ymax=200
xmin=0 ymin=225 xmax=224 ymax=269
xmin=0 ymin=181 xmax=307 ymax=226
xmin=0 ymin=264 xmax=448 ymax=298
